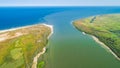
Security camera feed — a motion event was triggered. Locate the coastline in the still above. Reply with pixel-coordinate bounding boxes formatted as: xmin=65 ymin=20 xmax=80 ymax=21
xmin=91 ymin=35 xmax=120 ymax=61
xmin=73 ymin=23 xmax=120 ymax=60
xmin=0 ymin=23 xmax=53 ymax=68
xmin=31 ymin=24 xmax=53 ymax=68
xmin=80 ymin=30 xmax=120 ymax=61
xmin=42 ymin=24 xmax=53 ymax=39
xmin=0 ymin=23 xmax=48 ymax=33
xmin=82 ymin=32 xmax=86 ymax=35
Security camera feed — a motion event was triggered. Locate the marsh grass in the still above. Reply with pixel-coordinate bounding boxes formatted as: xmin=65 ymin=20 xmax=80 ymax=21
xmin=73 ymin=14 xmax=120 ymax=58
xmin=0 ymin=24 xmax=51 ymax=68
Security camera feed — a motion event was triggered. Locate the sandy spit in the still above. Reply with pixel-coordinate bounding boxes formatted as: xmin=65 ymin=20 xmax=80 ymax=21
xmin=0 ymin=23 xmax=53 ymax=68
xmin=31 ymin=24 xmax=53 ymax=68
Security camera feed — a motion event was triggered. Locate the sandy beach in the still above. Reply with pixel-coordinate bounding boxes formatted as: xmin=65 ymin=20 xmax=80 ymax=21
xmin=0 ymin=23 xmax=49 ymax=33
xmin=0 ymin=25 xmax=32 ymax=42
xmin=0 ymin=32 xmax=23 ymax=42
xmin=0 ymin=23 xmax=53 ymax=42
xmin=42 ymin=24 xmax=53 ymax=39
xmin=0 ymin=23 xmax=53 ymax=68
xmin=0 ymin=25 xmax=31 ymax=33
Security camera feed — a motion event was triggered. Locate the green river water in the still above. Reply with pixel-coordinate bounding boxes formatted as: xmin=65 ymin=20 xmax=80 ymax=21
xmin=43 ymin=9 xmax=120 ymax=68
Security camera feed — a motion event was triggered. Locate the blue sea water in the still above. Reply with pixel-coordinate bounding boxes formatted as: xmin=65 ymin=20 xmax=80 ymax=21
xmin=1 ymin=7 xmax=120 ymax=68
xmin=0 ymin=7 xmax=77 ymax=30
xmin=0 ymin=6 xmax=120 ymax=30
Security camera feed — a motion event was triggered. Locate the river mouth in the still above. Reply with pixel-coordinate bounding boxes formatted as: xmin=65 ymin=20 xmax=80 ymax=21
xmin=43 ymin=8 xmax=120 ymax=68
xmin=1 ymin=7 xmax=120 ymax=68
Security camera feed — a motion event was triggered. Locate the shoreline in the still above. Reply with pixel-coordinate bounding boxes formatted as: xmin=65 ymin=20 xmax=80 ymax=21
xmin=42 ymin=24 xmax=53 ymax=39
xmin=82 ymin=32 xmax=86 ymax=35
xmin=0 ymin=23 xmax=53 ymax=68
xmin=0 ymin=23 xmax=48 ymax=33
xmin=78 ymin=30 xmax=120 ymax=60
xmin=91 ymin=35 xmax=120 ymax=61
xmin=31 ymin=24 xmax=53 ymax=68
xmin=74 ymin=27 xmax=120 ymax=61
xmin=72 ymin=24 xmax=120 ymax=60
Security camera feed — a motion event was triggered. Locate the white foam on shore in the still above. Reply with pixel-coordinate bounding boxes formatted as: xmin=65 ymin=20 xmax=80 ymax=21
xmin=42 ymin=24 xmax=53 ymax=39
xmin=82 ymin=32 xmax=86 ymax=35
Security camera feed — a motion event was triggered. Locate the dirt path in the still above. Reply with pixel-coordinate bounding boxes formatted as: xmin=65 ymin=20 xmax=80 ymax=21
xmin=31 ymin=47 xmax=46 ymax=68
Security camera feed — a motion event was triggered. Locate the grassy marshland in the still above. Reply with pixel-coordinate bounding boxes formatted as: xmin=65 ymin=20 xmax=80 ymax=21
xmin=0 ymin=24 xmax=51 ymax=68
xmin=73 ymin=14 xmax=120 ymax=59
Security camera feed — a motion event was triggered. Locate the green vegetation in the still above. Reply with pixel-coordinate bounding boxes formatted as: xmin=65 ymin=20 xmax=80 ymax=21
xmin=37 ymin=61 xmax=45 ymax=68
xmin=0 ymin=24 xmax=51 ymax=68
xmin=73 ymin=14 xmax=120 ymax=58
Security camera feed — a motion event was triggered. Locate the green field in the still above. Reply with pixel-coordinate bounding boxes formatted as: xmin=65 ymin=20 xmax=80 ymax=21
xmin=0 ymin=24 xmax=51 ymax=68
xmin=73 ymin=14 xmax=120 ymax=58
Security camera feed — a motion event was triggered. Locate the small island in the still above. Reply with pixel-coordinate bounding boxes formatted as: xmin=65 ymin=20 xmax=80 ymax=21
xmin=73 ymin=14 xmax=120 ymax=60
xmin=0 ymin=24 xmax=53 ymax=68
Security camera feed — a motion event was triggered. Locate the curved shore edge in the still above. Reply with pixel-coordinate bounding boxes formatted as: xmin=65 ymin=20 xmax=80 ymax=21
xmin=72 ymin=21 xmax=120 ymax=61
xmin=31 ymin=24 xmax=53 ymax=68
xmin=91 ymin=35 xmax=120 ymax=60
xmin=80 ymin=31 xmax=120 ymax=60
xmin=0 ymin=23 xmax=46 ymax=33
xmin=0 ymin=23 xmax=53 ymax=68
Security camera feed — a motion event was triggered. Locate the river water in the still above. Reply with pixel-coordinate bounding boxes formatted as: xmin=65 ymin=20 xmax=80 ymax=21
xmin=1 ymin=7 xmax=120 ymax=68
xmin=44 ymin=7 xmax=120 ymax=68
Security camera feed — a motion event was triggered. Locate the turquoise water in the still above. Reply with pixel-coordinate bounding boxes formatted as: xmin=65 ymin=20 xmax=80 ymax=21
xmin=44 ymin=9 xmax=120 ymax=68
xmin=1 ymin=7 xmax=120 ymax=68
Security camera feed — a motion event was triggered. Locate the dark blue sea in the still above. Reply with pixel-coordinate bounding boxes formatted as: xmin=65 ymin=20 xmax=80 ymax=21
xmin=0 ymin=6 xmax=120 ymax=30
